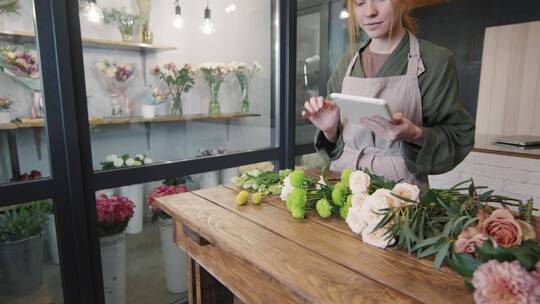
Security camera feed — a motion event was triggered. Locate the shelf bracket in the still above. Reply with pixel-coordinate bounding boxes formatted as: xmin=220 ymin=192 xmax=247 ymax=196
xmin=33 ymin=128 xmax=42 ymax=161
xmin=226 ymin=120 xmax=230 ymax=141
xmin=7 ymin=130 xmax=20 ymax=178
xmin=144 ymin=122 xmax=151 ymax=149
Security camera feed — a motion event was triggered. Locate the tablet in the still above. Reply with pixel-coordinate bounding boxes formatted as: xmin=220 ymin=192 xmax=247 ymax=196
xmin=329 ymin=93 xmax=392 ymax=123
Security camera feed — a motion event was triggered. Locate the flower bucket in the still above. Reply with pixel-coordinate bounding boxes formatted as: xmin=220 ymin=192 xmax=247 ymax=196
xmin=100 ymin=232 xmax=126 ymax=304
xmin=221 ymin=167 xmax=239 ymax=186
xmin=119 ymin=184 xmax=144 ymax=234
xmin=197 ymin=172 xmax=219 ymax=189
xmin=158 ymin=218 xmax=187 ymax=294
xmin=45 ymin=213 xmax=59 ymax=265
xmin=141 ymin=104 xmax=156 ymax=119
xmin=0 ymin=111 xmax=11 ymax=124
xmin=0 ymin=233 xmax=44 ymax=296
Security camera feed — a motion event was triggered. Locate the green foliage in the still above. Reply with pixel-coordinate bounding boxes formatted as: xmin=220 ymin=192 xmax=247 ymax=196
xmin=0 ymin=202 xmax=46 ymax=243
xmin=0 ymin=0 xmax=21 ymax=14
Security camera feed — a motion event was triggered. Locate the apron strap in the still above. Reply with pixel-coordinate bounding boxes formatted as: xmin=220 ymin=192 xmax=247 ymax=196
xmin=345 ymin=52 xmax=360 ymax=78
xmin=406 ymin=33 xmax=425 ymax=77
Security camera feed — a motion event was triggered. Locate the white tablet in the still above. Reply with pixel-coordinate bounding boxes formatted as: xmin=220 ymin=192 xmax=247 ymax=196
xmin=329 ymin=93 xmax=392 ymax=123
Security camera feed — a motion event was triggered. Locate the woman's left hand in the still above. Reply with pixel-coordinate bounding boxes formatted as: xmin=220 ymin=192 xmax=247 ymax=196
xmin=360 ymin=112 xmax=426 ymax=146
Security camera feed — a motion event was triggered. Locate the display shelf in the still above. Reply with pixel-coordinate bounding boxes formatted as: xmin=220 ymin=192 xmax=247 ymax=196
xmin=0 ymin=30 xmax=177 ymax=53
xmin=14 ymin=113 xmax=261 ymax=128
xmin=0 ymin=122 xmax=17 ymax=130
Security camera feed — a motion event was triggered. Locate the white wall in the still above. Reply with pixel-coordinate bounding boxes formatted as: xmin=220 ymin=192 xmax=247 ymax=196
xmin=0 ymin=0 xmax=277 ymax=181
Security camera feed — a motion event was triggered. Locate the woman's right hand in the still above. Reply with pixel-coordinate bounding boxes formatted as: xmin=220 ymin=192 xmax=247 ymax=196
xmin=302 ymin=96 xmax=340 ymax=143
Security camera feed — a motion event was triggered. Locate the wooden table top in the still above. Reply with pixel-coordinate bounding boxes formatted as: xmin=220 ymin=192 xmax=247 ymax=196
xmin=473 ymin=133 xmax=540 ymax=159
xmin=157 ymin=184 xmax=475 ymax=304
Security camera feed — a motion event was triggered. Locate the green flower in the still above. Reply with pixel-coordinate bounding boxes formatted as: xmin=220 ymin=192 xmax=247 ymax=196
xmin=316 ymin=199 xmax=332 ymax=218
xmin=289 ymin=169 xmax=305 ymax=188
xmin=286 ymin=188 xmax=306 ymax=210
xmin=346 ymin=195 xmax=352 ymax=206
xmin=290 ymin=204 xmax=305 ymax=219
xmin=339 ymin=204 xmax=350 ymax=219
xmin=268 ymin=184 xmax=282 ymax=195
xmin=341 ymin=168 xmax=353 ymax=186
xmin=279 ymin=169 xmax=292 ymax=181
xmin=332 ymin=186 xmax=345 ymax=206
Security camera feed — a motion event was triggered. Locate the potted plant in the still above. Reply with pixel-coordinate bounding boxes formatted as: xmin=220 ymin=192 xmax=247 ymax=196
xmin=0 ymin=95 xmax=15 ymax=123
xmin=0 ymin=201 xmax=47 ymax=296
xmin=146 ymin=178 xmax=189 ymax=293
xmin=100 ymin=153 xmax=153 ymax=234
xmin=96 ymin=194 xmax=134 ymax=304
xmin=0 ymin=0 xmax=20 ymax=30
xmin=151 ymin=63 xmax=195 ymax=115
xmin=141 ymin=86 xmax=169 ymax=119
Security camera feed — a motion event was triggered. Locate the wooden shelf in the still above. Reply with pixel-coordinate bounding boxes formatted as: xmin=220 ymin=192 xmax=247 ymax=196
xmin=0 ymin=30 xmax=176 ymax=53
xmin=13 ymin=112 xmax=261 ymax=129
xmin=0 ymin=122 xmax=18 ymax=130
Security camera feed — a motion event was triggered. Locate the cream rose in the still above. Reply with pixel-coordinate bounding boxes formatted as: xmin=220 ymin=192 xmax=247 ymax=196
xmin=105 ymin=154 xmax=118 ymax=162
xmin=345 ymin=206 xmax=366 ymax=234
xmin=125 ymin=158 xmax=136 ymax=166
xmin=391 ymin=183 xmax=420 ymax=202
xmin=315 ymin=175 xmax=326 ymax=190
xmin=349 ymin=171 xmax=371 ymax=194
xmin=359 ymin=194 xmax=391 ymax=227
xmin=351 ymin=193 xmax=368 ymax=208
xmin=113 ymin=158 xmax=124 ymax=168
xmin=372 ymin=188 xmax=402 ymax=208
xmin=280 ymin=175 xmax=294 ymax=201
xmin=361 ymin=222 xmax=396 ymax=249
xmin=477 ymin=209 xmax=522 ymax=248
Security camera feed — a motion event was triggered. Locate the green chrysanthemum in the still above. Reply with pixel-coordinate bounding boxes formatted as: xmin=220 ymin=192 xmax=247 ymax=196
xmin=332 ymin=186 xmax=345 ymax=206
xmin=341 ymin=168 xmax=353 ymax=186
xmin=286 ymin=188 xmax=306 ymax=210
xmin=289 ymin=169 xmax=305 ymax=188
xmin=339 ymin=204 xmax=350 ymax=219
xmin=290 ymin=204 xmax=305 ymax=219
xmin=316 ymin=199 xmax=332 ymax=219
xmin=346 ymin=195 xmax=352 ymax=206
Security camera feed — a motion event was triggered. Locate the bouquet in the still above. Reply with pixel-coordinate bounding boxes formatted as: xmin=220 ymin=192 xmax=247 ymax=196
xmin=151 ymin=63 xmax=195 ymax=115
xmin=10 ymin=169 xmax=42 ymax=182
xmin=232 ymin=169 xmax=289 ymax=197
xmin=147 ymin=86 xmax=169 ymax=106
xmin=96 ymin=59 xmax=136 ymax=116
xmin=0 ymin=46 xmax=43 ymax=118
xmin=0 ymin=95 xmax=14 ymax=112
xmin=100 ymin=153 xmax=153 ymax=170
xmin=95 ymin=194 xmax=134 ymax=237
xmin=0 ymin=0 xmax=20 ymax=15
xmin=231 ymin=61 xmax=262 ymax=112
xmin=197 ymin=63 xmax=231 ymax=115
xmin=146 ymin=178 xmax=188 ymax=221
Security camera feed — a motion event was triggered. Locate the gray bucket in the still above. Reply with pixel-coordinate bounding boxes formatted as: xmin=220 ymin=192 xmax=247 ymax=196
xmin=0 ymin=232 xmax=44 ymax=296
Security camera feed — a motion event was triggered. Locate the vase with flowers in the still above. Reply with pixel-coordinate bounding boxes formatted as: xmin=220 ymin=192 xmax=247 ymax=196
xmin=0 ymin=95 xmax=14 ymax=123
xmin=152 ymin=63 xmax=195 ymax=115
xmin=0 ymin=46 xmax=43 ymax=118
xmin=198 ymin=63 xmax=230 ymax=116
xmin=103 ymin=8 xmax=141 ymax=42
xmin=96 ymin=194 xmax=134 ymax=304
xmin=231 ymin=61 xmax=262 ymax=113
xmin=147 ymin=178 xmax=189 ymax=293
xmin=97 ymin=59 xmax=136 ymax=117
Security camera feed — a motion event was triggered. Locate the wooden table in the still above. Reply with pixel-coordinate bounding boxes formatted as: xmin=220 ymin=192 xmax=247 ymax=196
xmin=157 ymin=184 xmax=477 ymax=304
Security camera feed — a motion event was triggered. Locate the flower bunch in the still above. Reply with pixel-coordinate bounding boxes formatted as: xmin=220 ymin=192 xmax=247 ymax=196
xmin=198 ymin=62 xmax=231 ymax=85
xmin=197 ymin=146 xmax=227 ymax=157
xmin=95 ymin=194 xmax=134 ymax=237
xmin=231 ymin=61 xmax=261 ymax=88
xmin=0 ymin=0 xmax=20 ymax=15
xmin=0 ymin=46 xmax=39 ymax=79
xmin=0 ymin=95 xmax=14 ymax=112
xmin=100 ymin=153 xmax=153 ymax=170
xmin=232 ymin=169 xmax=289 ymax=196
xmin=152 ymin=63 xmax=195 ymax=115
xmin=97 ymin=59 xmax=135 ymax=82
xmin=147 ymin=86 xmax=170 ymax=105
xmin=10 ymin=170 xmax=41 ymax=182
xmin=146 ymin=184 xmax=188 ymax=220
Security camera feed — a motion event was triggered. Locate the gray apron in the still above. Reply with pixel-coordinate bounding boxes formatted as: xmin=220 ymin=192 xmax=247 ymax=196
xmin=330 ymin=33 xmax=427 ymax=186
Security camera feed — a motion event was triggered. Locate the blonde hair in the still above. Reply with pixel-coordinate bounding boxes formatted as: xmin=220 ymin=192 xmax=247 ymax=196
xmin=347 ymin=0 xmax=418 ymax=54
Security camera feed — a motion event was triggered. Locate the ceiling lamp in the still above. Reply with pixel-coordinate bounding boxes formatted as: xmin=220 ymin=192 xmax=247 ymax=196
xmin=200 ymin=0 xmax=216 ymax=35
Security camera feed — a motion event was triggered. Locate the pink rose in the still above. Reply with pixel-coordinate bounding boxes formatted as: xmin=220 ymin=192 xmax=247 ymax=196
xmin=454 ymin=227 xmax=489 ymax=257
xmin=477 ymin=209 xmax=522 ymax=248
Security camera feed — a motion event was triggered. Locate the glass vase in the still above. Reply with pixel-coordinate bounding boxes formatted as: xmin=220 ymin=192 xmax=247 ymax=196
xmin=111 ymin=95 xmax=124 ymax=117
xmin=240 ymin=84 xmax=250 ymax=113
xmin=31 ymin=91 xmax=45 ymax=119
xmin=117 ymin=15 xmax=135 ymax=42
xmin=208 ymin=82 xmax=221 ymax=116
xmin=171 ymin=95 xmax=183 ymax=115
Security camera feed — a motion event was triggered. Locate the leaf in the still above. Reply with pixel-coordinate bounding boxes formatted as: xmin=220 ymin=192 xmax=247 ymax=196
xmin=448 ymin=253 xmax=482 ymax=279
xmin=420 ymin=189 xmax=438 ymax=204
xmin=412 ymin=235 xmax=444 ymax=251
xmin=433 ymin=241 xmax=451 ymax=269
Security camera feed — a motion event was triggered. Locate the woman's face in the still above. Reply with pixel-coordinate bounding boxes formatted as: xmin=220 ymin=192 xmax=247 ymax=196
xmin=353 ymin=0 xmax=404 ymax=39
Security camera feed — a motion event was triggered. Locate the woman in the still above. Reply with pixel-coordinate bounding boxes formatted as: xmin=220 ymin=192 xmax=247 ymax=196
xmin=302 ymin=0 xmax=475 ymax=187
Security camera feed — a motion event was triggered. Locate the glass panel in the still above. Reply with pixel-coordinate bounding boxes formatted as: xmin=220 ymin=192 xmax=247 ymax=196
xmin=0 ymin=1 xmax=52 ymax=184
xmin=74 ymin=1 xmax=278 ymax=171
xmin=0 ymin=200 xmax=64 ymax=303
xmin=295 ymin=11 xmax=320 ymax=144
xmin=328 ymin=0 xmax=350 ymax=80
xmin=295 ymin=152 xmax=327 ymax=171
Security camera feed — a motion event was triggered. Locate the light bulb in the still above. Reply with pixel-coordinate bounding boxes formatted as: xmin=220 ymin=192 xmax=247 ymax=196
xmin=339 ymin=8 xmax=349 ymax=20
xmin=83 ymin=2 xmax=104 ymax=24
xmin=225 ymin=4 xmax=237 ymax=13
xmin=200 ymin=18 xmax=216 ymax=34
xmin=173 ymin=15 xmax=184 ymax=28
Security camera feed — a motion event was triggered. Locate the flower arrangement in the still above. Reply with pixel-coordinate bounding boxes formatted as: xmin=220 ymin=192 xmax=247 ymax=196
xmin=147 ymin=86 xmax=169 ymax=105
xmin=197 ymin=63 xmax=231 ymax=115
xmin=0 ymin=95 xmax=14 ymax=111
xmin=0 ymin=0 xmax=20 ymax=15
xmin=146 ymin=178 xmax=188 ymax=221
xmin=95 ymin=194 xmax=134 ymax=237
xmin=231 ymin=169 xmax=289 ymax=197
xmin=97 ymin=59 xmax=136 ymax=116
xmin=151 ymin=63 xmax=195 ymax=115
xmin=100 ymin=153 xmax=153 ymax=170
xmin=103 ymin=7 xmax=141 ymax=42
xmin=10 ymin=169 xmax=42 ymax=181
xmin=231 ymin=61 xmax=262 ymax=113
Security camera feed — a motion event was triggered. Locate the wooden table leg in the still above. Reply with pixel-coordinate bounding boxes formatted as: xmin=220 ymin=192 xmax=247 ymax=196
xmin=189 ymin=257 xmax=234 ymax=304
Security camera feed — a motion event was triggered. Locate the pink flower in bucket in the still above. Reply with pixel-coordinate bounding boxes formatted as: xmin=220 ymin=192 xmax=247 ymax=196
xmin=96 ymin=194 xmax=135 ymax=237
xmin=146 ymin=184 xmax=188 ymax=219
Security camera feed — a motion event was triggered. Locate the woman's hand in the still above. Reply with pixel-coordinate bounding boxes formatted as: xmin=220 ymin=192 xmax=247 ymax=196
xmin=360 ymin=112 xmax=426 ymax=146
xmin=302 ymin=96 xmax=340 ymax=143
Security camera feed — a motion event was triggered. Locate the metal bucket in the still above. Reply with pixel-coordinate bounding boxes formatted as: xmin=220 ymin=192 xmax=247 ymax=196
xmin=0 ymin=232 xmax=44 ymax=296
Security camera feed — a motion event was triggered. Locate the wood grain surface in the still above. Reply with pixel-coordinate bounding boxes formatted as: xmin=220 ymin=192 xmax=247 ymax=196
xmin=157 ymin=192 xmax=416 ymax=304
